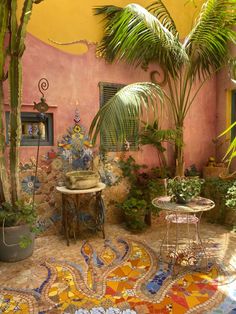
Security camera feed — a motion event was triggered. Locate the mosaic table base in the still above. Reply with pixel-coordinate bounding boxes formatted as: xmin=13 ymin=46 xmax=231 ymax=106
xmin=0 ymin=238 xmax=236 ymax=313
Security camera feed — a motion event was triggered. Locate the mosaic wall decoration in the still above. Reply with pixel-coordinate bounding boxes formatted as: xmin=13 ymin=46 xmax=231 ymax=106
xmin=57 ymin=108 xmax=93 ymax=171
xmin=0 ymin=238 xmax=236 ymax=313
xmin=18 ymin=109 xmax=126 ymax=234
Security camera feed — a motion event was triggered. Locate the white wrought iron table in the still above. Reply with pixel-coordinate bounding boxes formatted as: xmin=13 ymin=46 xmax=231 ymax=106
xmin=56 ymin=183 xmax=106 ymax=245
xmin=152 ymin=196 xmax=215 ymax=274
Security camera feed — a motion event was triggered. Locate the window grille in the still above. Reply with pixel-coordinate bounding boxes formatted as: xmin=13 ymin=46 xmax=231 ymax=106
xmin=5 ymin=112 xmax=53 ymax=146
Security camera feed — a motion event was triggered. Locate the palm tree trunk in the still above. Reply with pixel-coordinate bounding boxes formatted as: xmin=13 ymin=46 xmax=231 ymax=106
xmin=175 ymin=123 xmax=184 ymax=177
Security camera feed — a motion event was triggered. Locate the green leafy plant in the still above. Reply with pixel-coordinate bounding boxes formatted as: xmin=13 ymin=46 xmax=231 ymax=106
xmin=218 ymin=121 xmax=236 ymax=166
xmin=139 ymin=120 xmax=177 ymax=169
xmin=0 ymin=200 xmax=38 ymax=248
xmin=184 ymin=164 xmax=200 ymax=177
xmin=89 ymin=0 xmax=236 ymax=177
xmin=226 ymin=182 xmax=236 ymax=208
xmin=167 ymin=176 xmax=204 ymax=203
xmin=0 ymin=200 xmax=37 ymax=227
xmin=118 ymin=156 xmax=166 ymax=231
xmin=119 ymin=197 xmax=147 ymax=231
xmin=202 ymin=177 xmax=234 ymax=224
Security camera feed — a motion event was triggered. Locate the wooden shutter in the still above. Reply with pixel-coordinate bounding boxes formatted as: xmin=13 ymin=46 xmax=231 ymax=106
xmin=99 ymin=82 xmax=139 ymax=152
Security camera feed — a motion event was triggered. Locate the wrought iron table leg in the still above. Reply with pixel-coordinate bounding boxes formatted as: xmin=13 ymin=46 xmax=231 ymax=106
xmin=95 ymin=191 xmax=106 ymax=239
xmin=62 ymin=194 xmax=70 ymax=246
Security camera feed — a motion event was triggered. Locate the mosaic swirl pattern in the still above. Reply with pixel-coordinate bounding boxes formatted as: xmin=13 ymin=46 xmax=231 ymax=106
xmin=0 ymin=238 xmax=235 ymax=313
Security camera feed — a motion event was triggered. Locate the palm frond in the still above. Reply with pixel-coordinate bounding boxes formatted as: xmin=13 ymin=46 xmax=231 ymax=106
xmin=146 ymin=1 xmax=178 ymax=37
xmin=94 ymin=3 xmax=188 ymax=77
xmin=89 ymin=82 xmax=164 ymax=146
xmin=184 ymin=0 xmax=236 ymax=79
xmin=140 ymin=120 xmax=176 ymax=148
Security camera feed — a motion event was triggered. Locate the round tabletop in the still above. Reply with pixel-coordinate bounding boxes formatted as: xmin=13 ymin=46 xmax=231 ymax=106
xmin=152 ymin=196 xmax=215 ymax=213
xmin=56 ymin=182 xmax=106 ymax=195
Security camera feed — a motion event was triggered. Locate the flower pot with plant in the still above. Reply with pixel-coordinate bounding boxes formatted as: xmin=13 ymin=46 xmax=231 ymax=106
xmin=118 ymin=156 xmax=166 ymax=229
xmin=0 ymin=200 xmax=38 ymax=262
xmin=167 ymin=177 xmax=204 ymax=204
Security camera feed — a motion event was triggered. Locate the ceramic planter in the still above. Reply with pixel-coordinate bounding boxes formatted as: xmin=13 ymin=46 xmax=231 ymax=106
xmin=65 ymin=171 xmax=99 ymax=190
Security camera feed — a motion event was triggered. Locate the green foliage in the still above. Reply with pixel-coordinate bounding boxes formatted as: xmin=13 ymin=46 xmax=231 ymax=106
xmin=139 ymin=120 xmax=177 ymax=168
xmin=119 ymin=156 xmax=146 ymax=184
xmin=184 ymin=164 xmax=200 ymax=177
xmin=218 ymin=121 xmax=236 ymax=166
xmin=0 ymin=200 xmax=37 ymax=228
xmin=118 ymin=156 xmax=166 ymax=231
xmin=90 ymin=82 xmax=164 ymax=146
xmin=226 ymin=182 xmax=236 ymax=208
xmin=0 ymin=199 xmax=38 ymax=248
xmin=202 ymin=177 xmax=234 ymax=224
xmin=19 ymin=235 xmax=33 ymax=249
xmin=167 ymin=176 xmax=204 ymax=203
xmin=90 ymin=0 xmax=236 ymax=177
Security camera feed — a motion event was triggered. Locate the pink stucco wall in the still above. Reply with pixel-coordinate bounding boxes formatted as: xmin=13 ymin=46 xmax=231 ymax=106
xmin=3 ymin=33 xmax=217 ymax=171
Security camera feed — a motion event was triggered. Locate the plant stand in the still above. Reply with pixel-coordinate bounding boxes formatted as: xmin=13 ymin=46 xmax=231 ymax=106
xmin=152 ymin=196 xmax=215 ymax=276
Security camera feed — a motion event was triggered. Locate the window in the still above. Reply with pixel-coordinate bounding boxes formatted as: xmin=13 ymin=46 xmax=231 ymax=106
xmin=99 ymin=82 xmax=139 ymax=152
xmin=6 ymin=112 xmax=53 ymax=146
xmin=231 ymin=90 xmax=236 ymax=140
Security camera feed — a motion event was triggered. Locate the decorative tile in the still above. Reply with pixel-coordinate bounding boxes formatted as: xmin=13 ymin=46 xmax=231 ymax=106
xmin=0 ymin=225 xmax=236 ymax=314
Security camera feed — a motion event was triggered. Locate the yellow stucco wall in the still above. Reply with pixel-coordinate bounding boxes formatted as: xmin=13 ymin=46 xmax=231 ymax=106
xmin=18 ymin=0 xmax=205 ymax=55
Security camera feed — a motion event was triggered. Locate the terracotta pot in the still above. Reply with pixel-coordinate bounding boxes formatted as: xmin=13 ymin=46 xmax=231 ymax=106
xmin=0 ymin=224 xmax=35 ymax=262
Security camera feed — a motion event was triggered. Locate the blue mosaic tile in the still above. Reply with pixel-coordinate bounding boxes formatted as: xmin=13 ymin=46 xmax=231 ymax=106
xmin=21 ymin=175 xmax=41 ymax=194
xmin=93 ymin=252 xmax=104 ymax=268
xmin=146 ymin=269 xmax=171 ymax=294
xmin=34 ymin=263 xmax=51 ymax=294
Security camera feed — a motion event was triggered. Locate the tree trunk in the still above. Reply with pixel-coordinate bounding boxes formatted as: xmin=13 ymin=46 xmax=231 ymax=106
xmin=175 ymin=124 xmax=185 ymax=177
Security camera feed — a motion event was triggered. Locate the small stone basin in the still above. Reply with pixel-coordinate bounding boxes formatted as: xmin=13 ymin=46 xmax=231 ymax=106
xmin=65 ymin=170 xmax=99 ymax=190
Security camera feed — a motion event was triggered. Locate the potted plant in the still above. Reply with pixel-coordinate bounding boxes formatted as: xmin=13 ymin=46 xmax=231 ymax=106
xmin=167 ymin=176 xmax=204 ymax=204
xmin=0 ymin=0 xmax=43 ymax=261
xmin=119 ymin=197 xmax=147 ymax=232
xmin=118 ymin=156 xmax=166 ymax=229
xmin=0 ymin=200 xmax=37 ymax=262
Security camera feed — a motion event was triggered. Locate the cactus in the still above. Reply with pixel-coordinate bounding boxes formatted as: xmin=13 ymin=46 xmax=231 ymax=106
xmin=0 ymin=0 xmax=10 ymax=203
xmin=0 ymin=0 xmax=43 ymax=205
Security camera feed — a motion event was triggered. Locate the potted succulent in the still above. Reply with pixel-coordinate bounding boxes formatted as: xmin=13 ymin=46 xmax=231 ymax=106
xmin=0 ymin=200 xmax=37 ymax=262
xmin=167 ymin=176 xmax=204 ymax=204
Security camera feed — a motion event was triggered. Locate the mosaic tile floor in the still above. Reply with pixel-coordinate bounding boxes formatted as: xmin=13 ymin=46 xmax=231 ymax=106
xmin=0 ymin=222 xmax=236 ymax=313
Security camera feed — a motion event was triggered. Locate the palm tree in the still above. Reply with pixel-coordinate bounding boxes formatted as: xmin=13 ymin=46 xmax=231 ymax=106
xmin=89 ymin=0 xmax=236 ymax=176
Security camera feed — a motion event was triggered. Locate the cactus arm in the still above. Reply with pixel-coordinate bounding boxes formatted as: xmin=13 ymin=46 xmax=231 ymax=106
xmin=8 ymin=0 xmax=43 ymax=205
xmin=17 ymin=0 xmax=34 ymax=56
xmin=9 ymin=0 xmax=33 ymax=204
xmin=0 ymin=0 xmax=10 ymax=202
